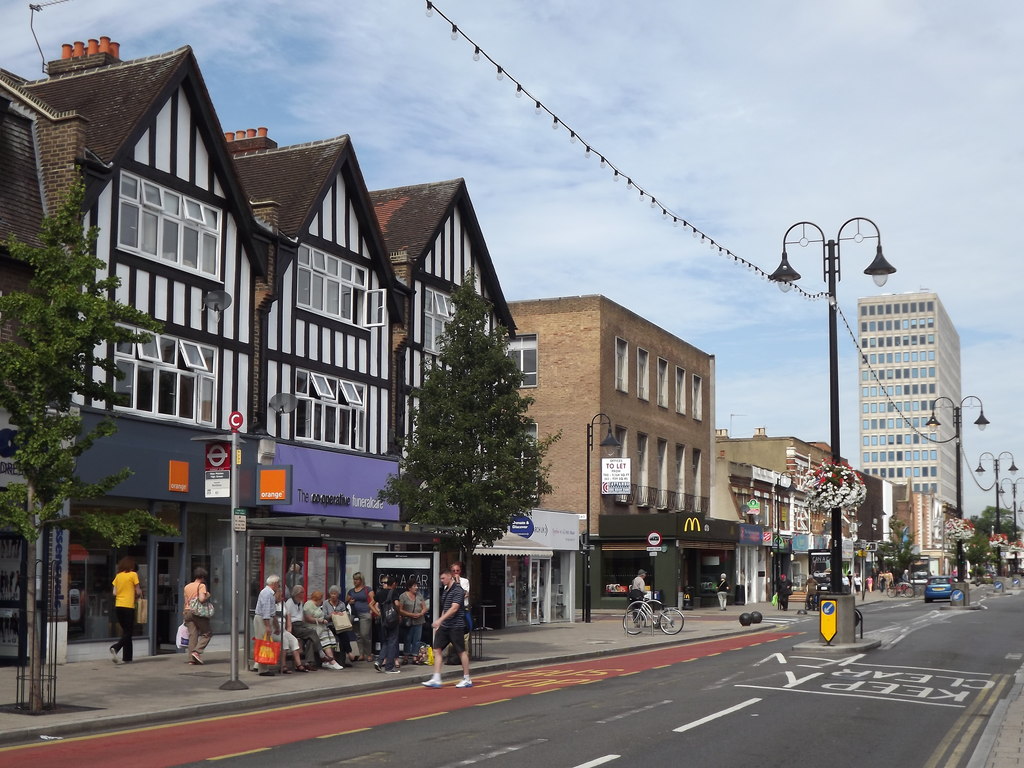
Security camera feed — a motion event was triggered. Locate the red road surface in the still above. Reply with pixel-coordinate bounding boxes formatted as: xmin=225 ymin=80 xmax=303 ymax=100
xmin=3 ymin=631 xmax=794 ymax=767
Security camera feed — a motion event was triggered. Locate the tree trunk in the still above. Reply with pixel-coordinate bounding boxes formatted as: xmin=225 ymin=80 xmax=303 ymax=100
xmin=26 ymin=483 xmax=43 ymax=713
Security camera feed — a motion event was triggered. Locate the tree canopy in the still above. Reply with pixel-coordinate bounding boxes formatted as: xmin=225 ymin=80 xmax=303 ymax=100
xmin=877 ymin=519 xmax=916 ymax=577
xmin=0 ymin=179 xmax=176 ymax=545
xmin=380 ymin=275 xmax=558 ymax=559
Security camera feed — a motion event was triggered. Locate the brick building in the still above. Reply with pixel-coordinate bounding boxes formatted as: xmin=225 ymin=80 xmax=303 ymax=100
xmin=508 ymin=295 xmax=715 ymax=611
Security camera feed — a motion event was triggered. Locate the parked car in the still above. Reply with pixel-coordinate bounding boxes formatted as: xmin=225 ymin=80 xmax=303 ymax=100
xmin=924 ymin=575 xmax=954 ymax=603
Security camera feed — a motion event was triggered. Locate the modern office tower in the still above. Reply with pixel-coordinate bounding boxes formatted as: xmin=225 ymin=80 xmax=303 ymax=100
xmin=856 ymin=291 xmax=961 ymax=504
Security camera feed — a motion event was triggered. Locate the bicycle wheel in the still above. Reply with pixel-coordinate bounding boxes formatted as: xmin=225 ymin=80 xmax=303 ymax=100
xmin=658 ymin=608 xmax=684 ymax=635
xmin=886 ymin=586 xmax=897 ymax=598
xmin=623 ymin=603 xmax=648 ymax=635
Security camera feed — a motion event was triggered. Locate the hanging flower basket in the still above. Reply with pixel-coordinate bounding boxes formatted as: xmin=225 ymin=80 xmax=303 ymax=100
xmin=989 ymin=533 xmax=1009 ymax=549
xmin=803 ymin=460 xmax=866 ymax=512
xmin=945 ymin=518 xmax=975 ymax=543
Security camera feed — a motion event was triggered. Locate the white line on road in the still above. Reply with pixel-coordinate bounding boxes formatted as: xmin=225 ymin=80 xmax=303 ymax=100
xmin=673 ymin=697 xmax=761 ymax=733
xmin=438 ymin=739 xmax=549 ymax=767
xmin=596 ymin=700 xmax=672 ymax=724
xmin=735 ymin=684 xmax=967 ymax=707
xmin=572 ymin=756 xmax=621 ymax=768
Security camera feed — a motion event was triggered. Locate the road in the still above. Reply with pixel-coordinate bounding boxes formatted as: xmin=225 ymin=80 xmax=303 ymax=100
xmin=5 ymin=595 xmax=1020 ymax=768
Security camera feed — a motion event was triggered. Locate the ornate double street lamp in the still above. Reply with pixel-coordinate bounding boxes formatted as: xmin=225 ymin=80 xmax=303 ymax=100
xmin=769 ymin=218 xmax=896 ymax=595
xmin=585 ymin=413 xmax=620 ymax=624
xmin=976 ymin=452 xmax=1019 ymax=576
xmin=998 ymin=477 xmax=1024 ymax=574
xmin=925 ymin=396 xmax=988 ymax=581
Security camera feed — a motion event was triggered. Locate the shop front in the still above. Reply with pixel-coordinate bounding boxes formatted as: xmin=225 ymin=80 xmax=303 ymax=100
xmin=471 ymin=509 xmax=578 ymax=629
xmin=737 ymin=523 xmax=770 ymax=604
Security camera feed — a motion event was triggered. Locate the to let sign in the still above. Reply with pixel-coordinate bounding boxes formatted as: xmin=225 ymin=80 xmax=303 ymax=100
xmin=601 ymin=457 xmax=631 ymax=495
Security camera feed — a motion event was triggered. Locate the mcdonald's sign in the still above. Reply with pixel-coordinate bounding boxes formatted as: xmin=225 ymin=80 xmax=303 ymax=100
xmin=682 ymin=516 xmax=703 ymax=533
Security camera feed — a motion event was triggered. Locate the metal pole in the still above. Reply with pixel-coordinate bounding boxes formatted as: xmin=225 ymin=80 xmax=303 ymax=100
xmin=221 ymin=428 xmax=247 ymax=690
xmin=584 ymin=423 xmax=592 ymax=624
xmin=826 ymin=238 xmax=844 ymax=595
xmin=995 ymin=458 xmax=1002 ymax=577
xmin=954 ymin=406 xmax=965 ymax=581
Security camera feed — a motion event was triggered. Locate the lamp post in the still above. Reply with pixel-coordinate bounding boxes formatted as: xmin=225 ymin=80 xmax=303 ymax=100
xmin=925 ymin=396 xmax=988 ymax=581
xmin=998 ymin=478 xmax=1024 ymax=574
xmin=769 ymin=218 xmax=896 ymax=595
xmin=585 ymin=413 xmax=620 ymax=623
xmin=976 ymin=452 xmax=1019 ymax=576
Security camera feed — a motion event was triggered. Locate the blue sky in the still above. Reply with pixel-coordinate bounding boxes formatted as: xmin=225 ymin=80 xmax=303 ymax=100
xmin=4 ymin=0 xmax=1022 ymax=520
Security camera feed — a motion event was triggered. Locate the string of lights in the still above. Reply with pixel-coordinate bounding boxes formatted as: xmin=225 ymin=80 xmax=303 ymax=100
xmin=427 ymin=0 xmax=941 ymax=457
xmin=421 ymin=1 xmax=829 ymax=301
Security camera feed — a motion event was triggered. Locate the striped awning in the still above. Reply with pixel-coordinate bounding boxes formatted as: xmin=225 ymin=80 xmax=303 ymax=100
xmin=474 ymin=532 xmax=553 ymax=558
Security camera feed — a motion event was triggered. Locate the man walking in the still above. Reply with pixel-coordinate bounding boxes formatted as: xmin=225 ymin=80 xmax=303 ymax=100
xmin=422 ymin=567 xmax=471 ymax=689
xmin=253 ymin=575 xmax=281 ymax=676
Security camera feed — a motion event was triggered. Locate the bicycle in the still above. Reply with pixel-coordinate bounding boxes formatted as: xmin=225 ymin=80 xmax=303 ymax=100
xmin=623 ymin=599 xmax=684 ymax=635
xmin=887 ymin=582 xmax=915 ymax=598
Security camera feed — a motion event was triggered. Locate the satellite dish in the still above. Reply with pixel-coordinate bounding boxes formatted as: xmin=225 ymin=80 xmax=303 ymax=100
xmin=269 ymin=392 xmax=299 ymax=414
xmin=203 ymin=290 xmax=233 ymax=313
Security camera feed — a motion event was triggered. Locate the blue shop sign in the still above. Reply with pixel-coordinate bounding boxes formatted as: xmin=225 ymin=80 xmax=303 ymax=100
xmin=510 ymin=515 xmax=535 ymax=538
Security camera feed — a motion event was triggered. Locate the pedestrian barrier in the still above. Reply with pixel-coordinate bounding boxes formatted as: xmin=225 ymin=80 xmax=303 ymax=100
xmin=853 ymin=607 xmax=863 ymax=640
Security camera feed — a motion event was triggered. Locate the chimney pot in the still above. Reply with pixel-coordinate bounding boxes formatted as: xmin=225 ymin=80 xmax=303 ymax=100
xmin=224 ymin=132 xmax=235 ymax=142
xmin=99 ymin=36 xmax=111 ymax=53
xmin=109 ymin=41 xmax=120 ymax=59
xmin=72 ymin=41 xmax=85 ymax=57
xmin=61 ymin=43 xmax=73 ymax=60
xmin=235 ymin=130 xmax=246 ymax=140
xmin=246 ymin=128 xmax=257 ymax=138
xmin=87 ymin=39 xmax=99 ymax=55
xmin=257 ymin=126 xmax=268 ymax=138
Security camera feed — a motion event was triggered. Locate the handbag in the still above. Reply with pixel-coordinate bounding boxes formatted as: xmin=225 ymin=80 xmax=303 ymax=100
xmin=135 ymin=597 xmax=149 ymax=623
xmin=331 ymin=611 xmax=353 ymax=632
xmin=189 ymin=594 xmax=215 ymax=618
xmin=176 ymin=623 xmax=189 ymax=649
xmin=254 ymin=632 xmax=281 ymax=666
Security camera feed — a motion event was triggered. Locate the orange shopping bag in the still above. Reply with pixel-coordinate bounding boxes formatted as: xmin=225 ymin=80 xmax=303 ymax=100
xmin=254 ymin=633 xmax=280 ymax=666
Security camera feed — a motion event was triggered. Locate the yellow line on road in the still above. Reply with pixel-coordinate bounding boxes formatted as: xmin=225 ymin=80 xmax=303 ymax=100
xmin=476 ymin=699 xmax=510 ymax=706
xmin=407 ymin=711 xmax=448 ymax=720
xmin=923 ymin=674 xmax=1007 ymax=768
xmin=208 ymin=747 xmax=270 ymax=761
xmin=316 ymin=727 xmax=371 ymax=739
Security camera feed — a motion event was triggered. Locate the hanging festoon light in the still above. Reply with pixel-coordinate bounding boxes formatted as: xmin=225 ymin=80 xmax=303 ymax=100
xmin=473 ymin=46 xmax=480 ymax=61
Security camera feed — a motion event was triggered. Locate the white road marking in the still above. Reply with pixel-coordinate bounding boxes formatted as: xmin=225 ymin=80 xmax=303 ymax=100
xmin=753 ymin=652 xmax=788 ymax=667
xmin=735 ymin=684 xmax=967 ymax=707
xmin=438 ymin=739 xmax=548 ymax=767
xmin=596 ymin=700 xmax=672 ymax=724
xmin=673 ymin=697 xmax=762 ymax=733
xmin=572 ymin=756 xmax=621 ymax=768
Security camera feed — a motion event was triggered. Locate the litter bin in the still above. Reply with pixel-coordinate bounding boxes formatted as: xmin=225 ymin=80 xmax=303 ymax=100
xmin=681 ymin=587 xmax=694 ymax=610
xmin=734 ymin=584 xmax=746 ymax=606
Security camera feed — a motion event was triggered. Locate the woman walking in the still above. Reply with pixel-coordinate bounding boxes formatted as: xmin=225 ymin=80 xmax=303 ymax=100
xmin=183 ymin=566 xmax=212 ymax=664
xmin=110 ymin=556 xmax=141 ymax=664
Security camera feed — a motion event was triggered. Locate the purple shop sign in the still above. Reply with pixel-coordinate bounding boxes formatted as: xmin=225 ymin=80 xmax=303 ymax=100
xmin=272 ymin=444 xmax=400 ymax=522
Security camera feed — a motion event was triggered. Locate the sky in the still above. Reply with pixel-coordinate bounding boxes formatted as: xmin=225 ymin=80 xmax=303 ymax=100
xmin=3 ymin=0 xmax=1022 ymax=521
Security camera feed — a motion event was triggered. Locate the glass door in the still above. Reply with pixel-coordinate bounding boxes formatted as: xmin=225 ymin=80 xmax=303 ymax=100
xmin=151 ymin=539 xmax=182 ymax=654
xmin=530 ymin=559 xmax=540 ymax=624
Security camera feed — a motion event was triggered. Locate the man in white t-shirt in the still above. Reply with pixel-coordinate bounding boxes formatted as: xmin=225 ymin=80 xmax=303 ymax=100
xmin=452 ymin=562 xmax=471 ymax=630
xmin=631 ymin=569 xmax=647 ymax=599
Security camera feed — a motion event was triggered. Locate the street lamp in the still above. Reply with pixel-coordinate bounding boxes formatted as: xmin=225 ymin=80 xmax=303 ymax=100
xmin=998 ymin=478 xmax=1024 ymax=574
xmin=769 ymin=218 xmax=896 ymax=595
xmin=585 ymin=413 xmax=620 ymax=624
xmin=925 ymin=395 xmax=988 ymax=580
xmin=976 ymin=451 xmax=1019 ymax=576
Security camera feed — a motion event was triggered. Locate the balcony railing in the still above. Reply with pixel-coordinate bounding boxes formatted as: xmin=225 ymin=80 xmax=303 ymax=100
xmin=612 ymin=485 xmax=709 ymax=514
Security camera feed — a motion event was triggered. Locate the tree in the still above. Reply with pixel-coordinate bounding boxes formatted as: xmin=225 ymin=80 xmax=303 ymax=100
xmin=380 ymin=275 xmax=558 ymax=562
xmin=0 ymin=180 xmax=178 ymax=711
xmin=876 ymin=519 xmax=915 ymax=578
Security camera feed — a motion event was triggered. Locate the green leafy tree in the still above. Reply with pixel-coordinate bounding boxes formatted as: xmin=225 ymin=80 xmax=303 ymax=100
xmin=381 ymin=275 xmax=558 ymax=563
xmin=0 ymin=180 xmax=178 ymax=711
xmin=877 ymin=519 xmax=916 ymax=578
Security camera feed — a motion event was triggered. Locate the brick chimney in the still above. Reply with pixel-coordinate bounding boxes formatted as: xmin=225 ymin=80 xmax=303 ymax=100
xmin=47 ymin=37 xmax=122 ymax=76
xmin=225 ymin=126 xmax=278 ymax=155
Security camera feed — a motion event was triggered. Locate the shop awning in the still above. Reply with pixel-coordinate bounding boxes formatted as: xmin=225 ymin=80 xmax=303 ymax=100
xmin=475 ymin=532 xmax=553 ymax=558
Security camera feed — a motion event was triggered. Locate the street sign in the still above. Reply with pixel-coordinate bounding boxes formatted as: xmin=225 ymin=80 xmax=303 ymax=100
xmin=647 ymin=531 xmax=662 ymax=547
xmin=646 ymin=546 xmax=662 ymax=552
xmin=205 ymin=441 xmax=230 ymax=471
xmin=228 ymin=410 xmax=244 ymax=432
xmin=819 ymin=598 xmax=838 ymax=644
xmin=232 ymin=507 xmax=247 ymax=532
xmin=204 ymin=470 xmax=229 ymax=498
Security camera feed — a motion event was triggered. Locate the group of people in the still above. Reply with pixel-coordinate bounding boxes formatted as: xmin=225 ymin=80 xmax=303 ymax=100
xmin=249 ymin=563 xmax=473 ymax=688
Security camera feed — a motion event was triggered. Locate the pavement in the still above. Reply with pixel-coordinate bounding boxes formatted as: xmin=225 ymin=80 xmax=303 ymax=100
xmin=0 ymin=590 xmax=1018 ymax=768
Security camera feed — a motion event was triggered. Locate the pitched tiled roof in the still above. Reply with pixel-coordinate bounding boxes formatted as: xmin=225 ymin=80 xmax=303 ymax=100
xmin=0 ymin=101 xmax=45 ymax=248
xmin=232 ymin=137 xmax=351 ymax=236
xmin=19 ymin=47 xmax=192 ymax=163
xmin=370 ymin=179 xmax=464 ymax=259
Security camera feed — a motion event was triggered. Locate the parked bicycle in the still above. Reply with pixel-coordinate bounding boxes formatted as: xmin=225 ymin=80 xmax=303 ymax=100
xmin=623 ymin=599 xmax=684 ymax=635
xmin=887 ymin=581 xmax=916 ymax=598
